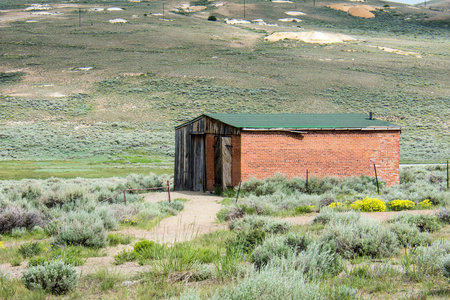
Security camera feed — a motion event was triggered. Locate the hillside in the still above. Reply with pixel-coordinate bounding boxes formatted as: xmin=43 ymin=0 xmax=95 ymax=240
xmin=0 ymin=0 xmax=449 ymax=178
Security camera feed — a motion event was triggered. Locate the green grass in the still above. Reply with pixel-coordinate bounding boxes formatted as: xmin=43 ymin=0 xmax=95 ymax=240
xmin=0 ymin=158 xmax=172 ymax=180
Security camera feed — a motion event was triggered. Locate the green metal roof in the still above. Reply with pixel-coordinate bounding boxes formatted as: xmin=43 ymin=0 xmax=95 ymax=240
xmin=202 ymin=113 xmax=400 ymax=129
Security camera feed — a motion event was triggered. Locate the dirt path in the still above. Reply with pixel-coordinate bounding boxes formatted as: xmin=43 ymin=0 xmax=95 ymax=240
xmin=117 ymin=191 xmax=226 ymax=244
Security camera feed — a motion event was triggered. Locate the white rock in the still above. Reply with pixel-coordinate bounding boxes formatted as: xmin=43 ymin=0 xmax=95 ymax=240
xmin=285 ymin=11 xmax=306 ymax=16
xmin=109 ymin=18 xmax=128 ymax=24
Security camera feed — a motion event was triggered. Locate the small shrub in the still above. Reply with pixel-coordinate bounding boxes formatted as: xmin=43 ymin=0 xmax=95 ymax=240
xmin=319 ymin=196 xmax=336 ymax=208
xmin=295 ymin=205 xmax=313 ymax=214
xmin=122 ymin=214 xmax=139 ymax=225
xmin=387 ymin=200 xmax=415 ymax=211
xmin=10 ymin=257 xmax=22 ymax=267
xmin=351 ymin=197 xmax=386 ymax=212
xmin=134 ymin=239 xmax=166 ymax=259
xmin=414 ymin=240 xmax=450 ymax=275
xmin=419 ymin=199 xmax=432 ymax=208
xmin=134 ymin=239 xmax=154 ymax=254
xmin=288 ymin=241 xmax=342 ymax=279
xmin=229 ymin=215 xmax=291 ymax=234
xmin=210 ymin=263 xmax=323 ymax=299
xmin=21 ymin=261 xmax=78 ymax=295
xmin=50 ymin=246 xmax=86 ymax=266
xmin=195 ymin=248 xmax=217 ymax=264
xmin=18 ymin=241 xmax=42 ymax=258
xmin=192 ymin=263 xmax=216 ymax=281
xmin=328 ymin=202 xmax=346 ymax=209
xmin=442 ymin=255 xmax=450 ymax=280
xmin=313 ymin=207 xmax=361 ymax=225
xmin=27 ymin=257 xmax=49 ymax=267
xmin=11 ymin=227 xmax=27 ymax=238
xmin=207 ymin=15 xmax=217 ymax=21
xmin=390 ymin=222 xmax=431 ymax=248
xmin=252 ymin=236 xmax=292 ymax=270
xmin=326 ymin=285 xmax=359 ymax=300
xmin=321 ymin=218 xmax=399 ymax=258
xmin=435 ymin=207 xmax=450 ymax=224
xmin=95 ymin=206 xmax=119 ymax=230
xmin=230 ymin=229 xmax=266 ymax=254
xmin=217 ymin=207 xmax=245 ymax=222
xmin=107 ymin=233 xmax=120 ymax=246
xmin=54 ymin=210 xmax=107 ymax=248
xmin=114 ymin=249 xmax=137 ymax=265
xmin=388 ymin=213 xmax=441 ymax=233
xmin=158 ymin=200 xmax=184 ymax=215
xmin=44 ymin=220 xmax=60 ymax=236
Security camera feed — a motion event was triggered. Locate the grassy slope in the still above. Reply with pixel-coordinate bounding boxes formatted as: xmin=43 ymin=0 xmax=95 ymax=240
xmin=0 ymin=0 xmax=449 ymax=178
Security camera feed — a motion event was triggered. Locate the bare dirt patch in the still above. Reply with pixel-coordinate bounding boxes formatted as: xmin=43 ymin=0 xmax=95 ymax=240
xmin=327 ymin=4 xmax=377 ymax=18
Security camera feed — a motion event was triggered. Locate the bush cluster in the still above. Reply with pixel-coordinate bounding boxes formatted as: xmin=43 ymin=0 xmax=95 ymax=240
xmin=351 ymin=197 xmax=386 ymax=212
xmin=321 ymin=217 xmax=399 ymax=258
xmin=387 ymin=199 xmax=415 ymax=211
xmin=0 ymin=205 xmax=44 ymax=234
xmin=53 ymin=210 xmax=107 ymax=248
xmin=229 ymin=215 xmax=291 ymax=234
xmin=21 ymin=261 xmax=78 ymax=295
xmin=18 ymin=241 xmax=43 ymax=258
xmin=388 ymin=213 xmax=441 ymax=233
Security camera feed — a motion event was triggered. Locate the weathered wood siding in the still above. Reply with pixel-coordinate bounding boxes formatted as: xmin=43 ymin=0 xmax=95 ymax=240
xmin=174 ymin=116 xmax=240 ymax=191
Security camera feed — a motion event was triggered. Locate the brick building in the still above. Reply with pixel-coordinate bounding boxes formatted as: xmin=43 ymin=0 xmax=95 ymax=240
xmin=174 ymin=113 xmax=401 ymax=191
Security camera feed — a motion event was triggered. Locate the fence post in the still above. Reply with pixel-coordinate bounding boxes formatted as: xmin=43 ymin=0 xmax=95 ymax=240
xmin=123 ymin=191 xmax=127 ymax=206
xmin=447 ymin=160 xmax=449 ymax=191
xmin=167 ymin=180 xmax=171 ymax=203
xmin=305 ymin=169 xmax=309 ymax=194
xmin=236 ymin=181 xmax=242 ymax=203
xmin=373 ymin=163 xmax=380 ymax=195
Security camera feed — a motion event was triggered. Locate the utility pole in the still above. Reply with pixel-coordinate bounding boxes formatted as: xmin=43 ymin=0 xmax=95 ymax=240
xmin=243 ymin=0 xmax=246 ymax=19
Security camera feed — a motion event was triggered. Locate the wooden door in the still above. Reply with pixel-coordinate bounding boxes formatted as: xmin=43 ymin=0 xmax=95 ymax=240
xmin=214 ymin=136 xmax=232 ymax=190
xmin=191 ymin=135 xmax=205 ymax=191
xmin=222 ymin=137 xmax=232 ymax=189
xmin=214 ymin=136 xmax=222 ymax=188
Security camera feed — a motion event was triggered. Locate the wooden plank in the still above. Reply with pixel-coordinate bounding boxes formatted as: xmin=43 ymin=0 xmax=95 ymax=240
xmin=222 ymin=136 xmax=232 ymax=189
xmin=214 ymin=135 xmax=222 ymax=188
xmin=192 ymin=135 xmax=205 ymax=191
xmin=174 ymin=130 xmax=180 ymax=190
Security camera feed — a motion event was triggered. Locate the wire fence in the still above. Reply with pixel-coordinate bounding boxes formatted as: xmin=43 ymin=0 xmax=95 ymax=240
xmin=100 ymin=180 xmax=171 ymax=205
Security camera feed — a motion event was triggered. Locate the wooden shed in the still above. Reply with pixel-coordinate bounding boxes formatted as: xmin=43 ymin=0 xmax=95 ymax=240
xmin=174 ymin=113 xmax=401 ymax=191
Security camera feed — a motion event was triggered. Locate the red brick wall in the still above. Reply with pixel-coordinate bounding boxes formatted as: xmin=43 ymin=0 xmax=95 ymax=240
xmin=240 ymin=130 xmax=400 ymax=186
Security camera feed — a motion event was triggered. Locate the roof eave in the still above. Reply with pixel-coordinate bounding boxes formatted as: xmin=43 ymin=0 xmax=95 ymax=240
xmin=242 ymin=126 xmax=401 ymax=131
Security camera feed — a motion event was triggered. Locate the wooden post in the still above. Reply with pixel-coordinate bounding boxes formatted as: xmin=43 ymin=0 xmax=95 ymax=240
xmin=373 ymin=163 xmax=380 ymax=195
xmin=243 ymin=0 xmax=246 ymax=19
xmin=305 ymin=169 xmax=309 ymax=194
xmin=236 ymin=181 xmax=242 ymax=203
xmin=447 ymin=160 xmax=449 ymax=191
xmin=78 ymin=9 xmax=82 ymax=27
xmin=163 ymin=3 xmax=165 ymax=20
xmin=123 ymin=191 xmax=127 ymax=206
xmin=167 ymin=180 xmax=171 ymax=203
